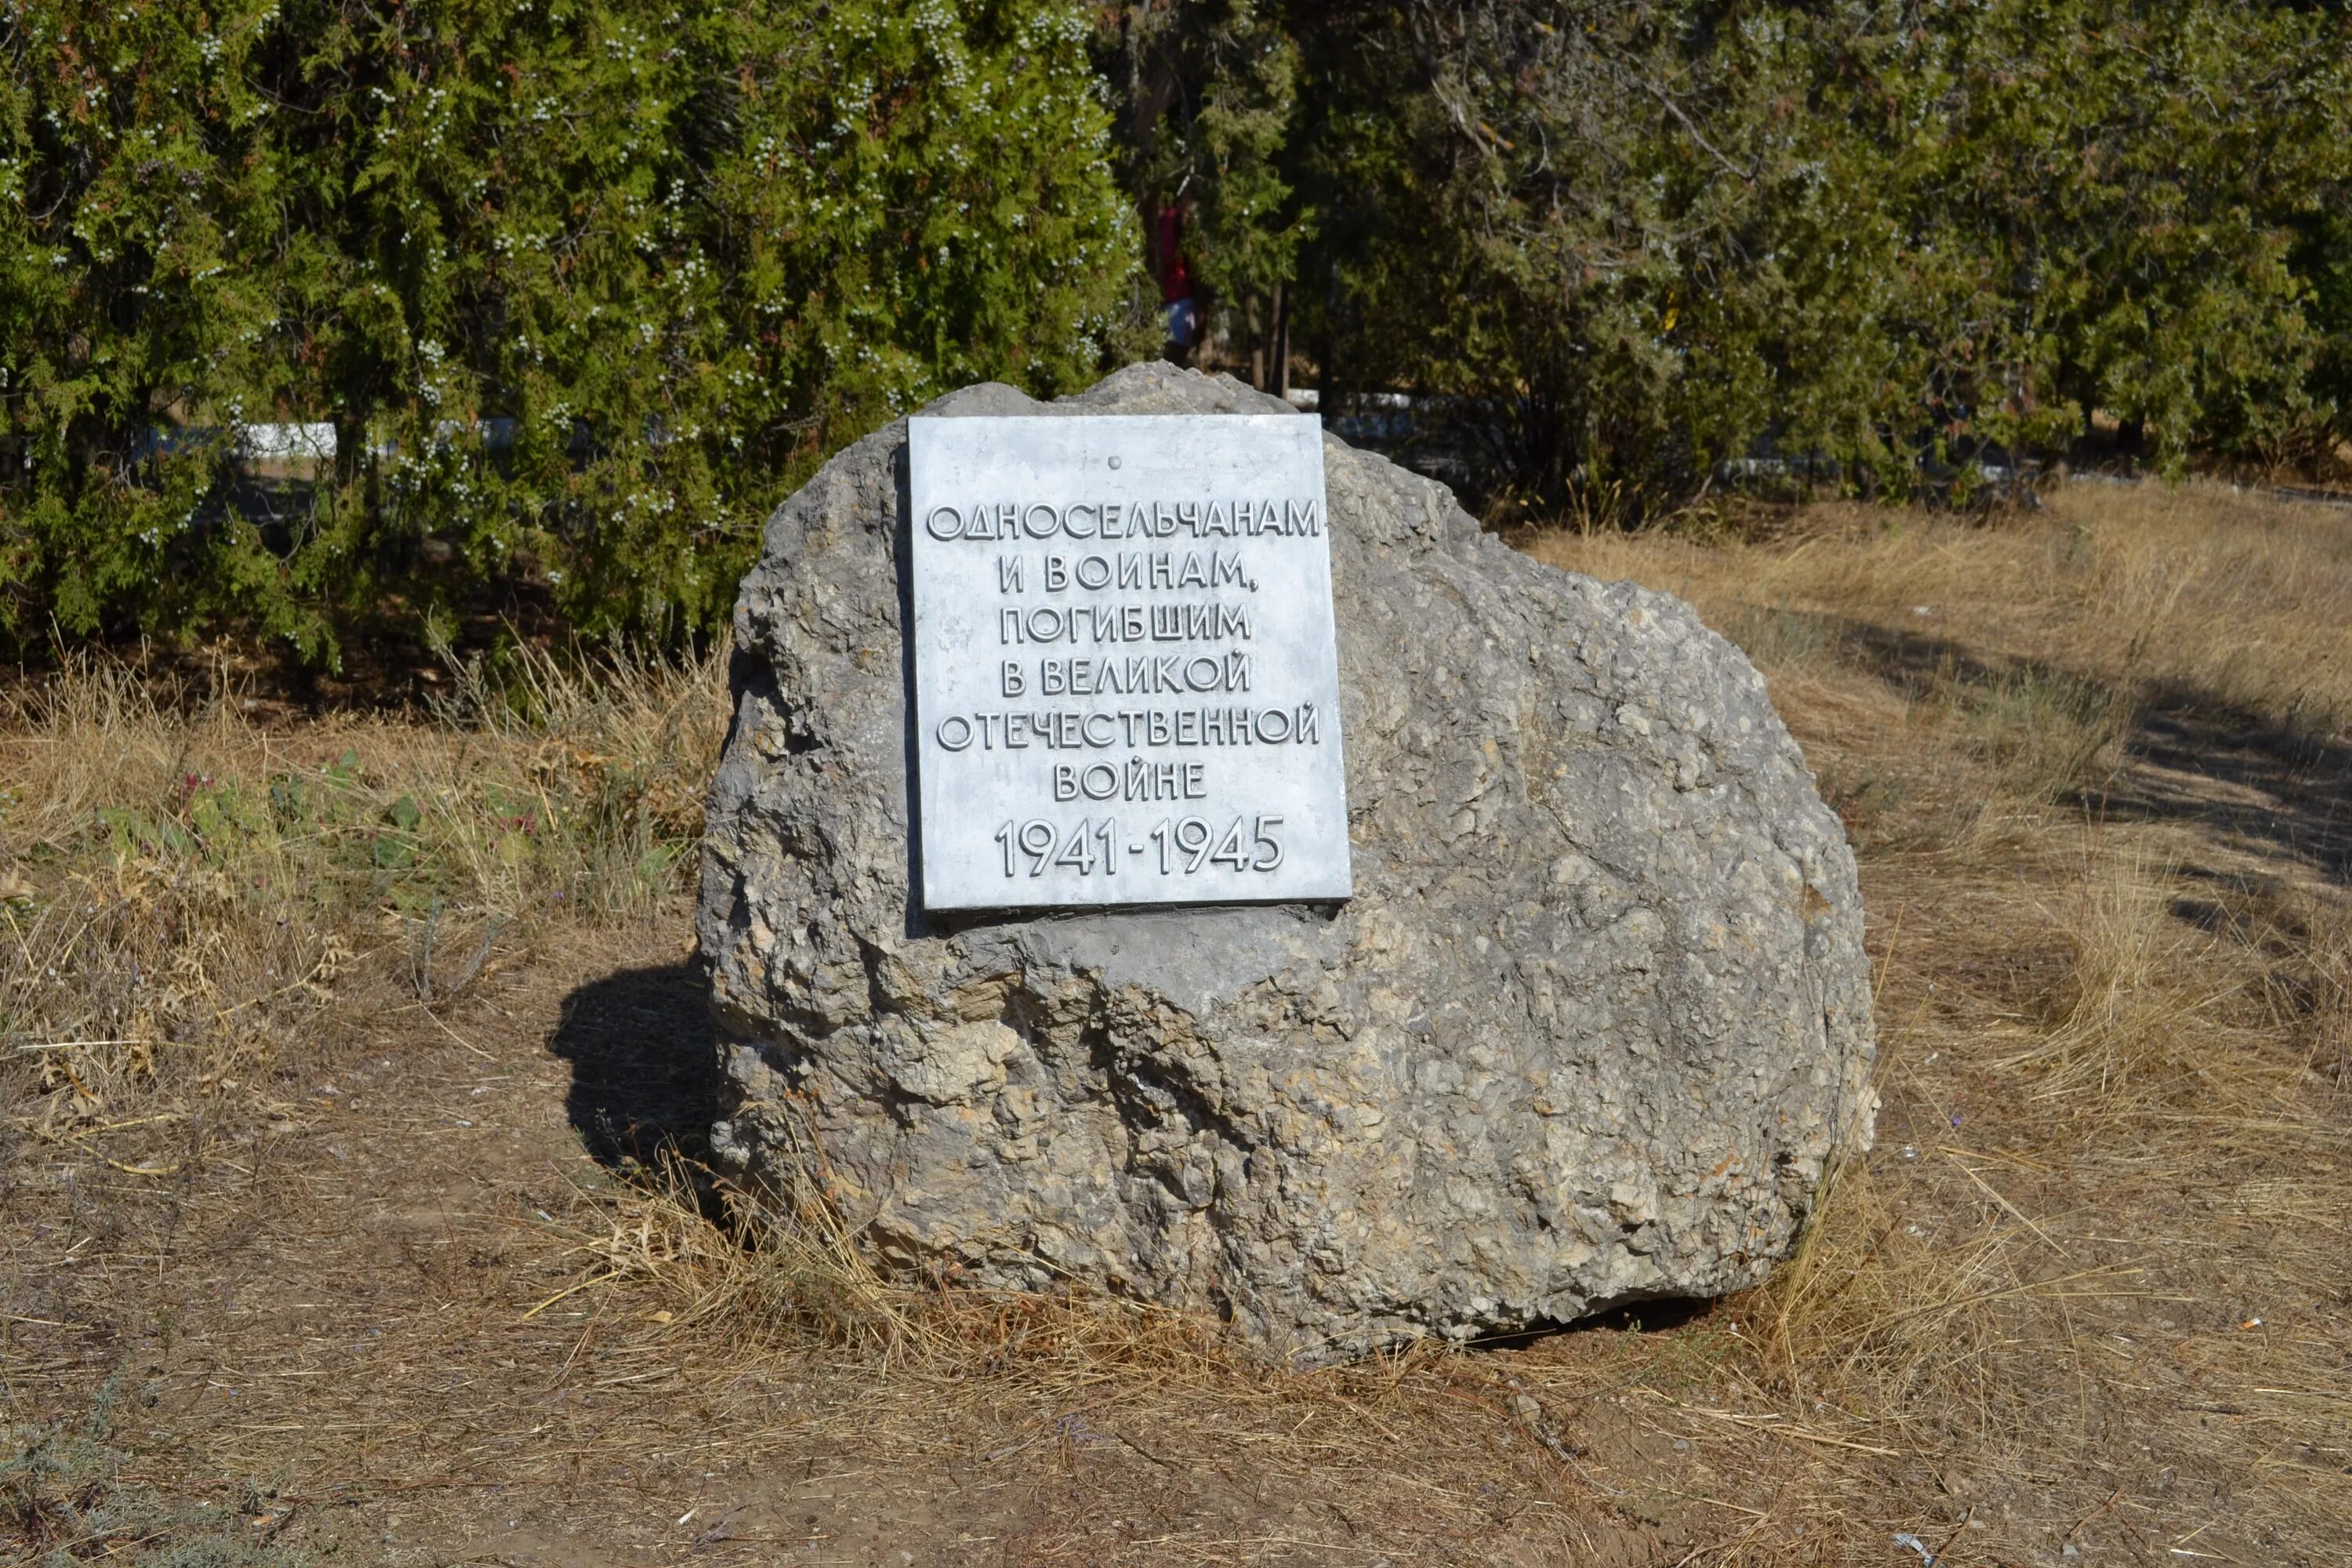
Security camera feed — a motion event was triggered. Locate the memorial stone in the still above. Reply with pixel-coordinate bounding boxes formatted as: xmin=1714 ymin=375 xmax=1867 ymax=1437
xmin=699 ymin=362 xmax=1878 ymax=1362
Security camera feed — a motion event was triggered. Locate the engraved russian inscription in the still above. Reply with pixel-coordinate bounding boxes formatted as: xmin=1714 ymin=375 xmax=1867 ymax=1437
xmin=908 ymin=414 xmax=1351 ymax=909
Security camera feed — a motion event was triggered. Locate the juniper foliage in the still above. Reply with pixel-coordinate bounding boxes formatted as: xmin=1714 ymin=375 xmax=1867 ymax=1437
xmin=1148 ymin=0 xmax=2352 ymax=510
xmin=0 ymin=0 xmax=1137 ymax=656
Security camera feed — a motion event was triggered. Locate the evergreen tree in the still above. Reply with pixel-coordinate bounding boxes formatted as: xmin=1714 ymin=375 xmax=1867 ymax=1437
xmin=0 ymin=0 xmax=1140 ymax=655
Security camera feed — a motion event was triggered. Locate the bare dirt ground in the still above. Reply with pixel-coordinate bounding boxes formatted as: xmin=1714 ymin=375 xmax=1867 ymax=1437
xmin=4 ymin=480 xmax=2348 ymax=1566
xmin=4 ymin=928 xmax=1711 ymax=1566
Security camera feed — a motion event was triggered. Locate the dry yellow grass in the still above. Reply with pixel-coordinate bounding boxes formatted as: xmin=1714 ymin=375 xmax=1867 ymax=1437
xmin=4 ymin=478 xmax=2350 ymax=1564
xmin=0 ymin=643 xmax=727 ymax=1160
xmin=1551 ymin=478 xmax=2352 ymax=741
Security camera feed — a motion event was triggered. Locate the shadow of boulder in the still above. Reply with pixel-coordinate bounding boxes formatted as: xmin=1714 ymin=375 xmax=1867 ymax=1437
xmin=546 ymin=964 xmax=720 ymax=1167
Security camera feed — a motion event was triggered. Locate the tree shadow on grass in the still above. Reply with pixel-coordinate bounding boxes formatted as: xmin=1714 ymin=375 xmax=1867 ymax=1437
xmin=546 ymin=964 xmax=720 ymax=1167
xmin=1738 ymin=605 xmax=2352 ymax=888
xmin=2107 ymin=695 xmax=2352 ymax=885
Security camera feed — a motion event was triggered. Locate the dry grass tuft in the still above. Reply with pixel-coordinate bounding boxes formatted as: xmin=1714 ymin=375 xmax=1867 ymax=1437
xmin=2318 ymin=899 xmax=2352 ymax=1089
xmin=572 ymin=1153 xmax=1276 ymax=1398
xmin=574 ymin=1156 xmax=933 ymax=1357
xmin=427 ymin=637 xmax=733 ymax=918
xmin=1991 ymin=843 xmax=2234 ymax=1115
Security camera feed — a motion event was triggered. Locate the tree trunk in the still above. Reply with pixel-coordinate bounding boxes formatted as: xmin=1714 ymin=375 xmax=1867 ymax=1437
xmin=1271 ymin=281 xmax=1289 ymax=399
xmin=1250 ymin=296 xmax=1266 ymax=391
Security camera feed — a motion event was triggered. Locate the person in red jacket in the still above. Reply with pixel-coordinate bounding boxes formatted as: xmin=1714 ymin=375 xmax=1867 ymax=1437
xmin=1156 ymin=205 xmax=1197 ymax=365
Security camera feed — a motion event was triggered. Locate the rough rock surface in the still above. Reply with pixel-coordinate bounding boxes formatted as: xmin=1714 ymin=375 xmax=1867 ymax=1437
xmin=698 ymin=362 xmax=1876 ymax=1361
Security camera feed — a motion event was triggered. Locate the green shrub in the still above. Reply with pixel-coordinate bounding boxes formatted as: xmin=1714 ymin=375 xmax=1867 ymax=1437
xmin=1 ymin=0 xmax=1139 ymax=659
xmin=1140 ymin=0 xmax=2352 ymax=512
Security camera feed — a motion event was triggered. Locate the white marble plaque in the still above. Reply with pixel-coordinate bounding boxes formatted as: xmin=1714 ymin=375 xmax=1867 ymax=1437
xmin=908 ymin=414 xmax=1351 ymax=910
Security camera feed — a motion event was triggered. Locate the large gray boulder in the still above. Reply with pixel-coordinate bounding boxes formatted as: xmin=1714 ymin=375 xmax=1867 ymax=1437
xmin=698 ymin=363 xmax=1876 ymax=1361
